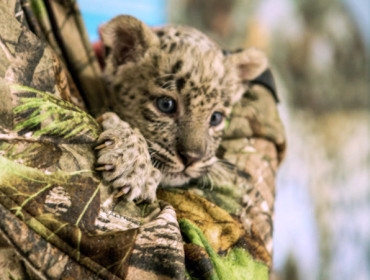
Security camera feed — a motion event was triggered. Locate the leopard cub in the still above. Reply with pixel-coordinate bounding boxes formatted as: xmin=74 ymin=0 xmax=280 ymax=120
xmin=95 ymin=15 xmax=267 ymax=202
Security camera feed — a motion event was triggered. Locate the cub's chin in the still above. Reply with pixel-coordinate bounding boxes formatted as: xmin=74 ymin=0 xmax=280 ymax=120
xmin=159 ymin=172 xmax=192 ymax=188
xmin=159 ymin=166 xmax=210 ymax=187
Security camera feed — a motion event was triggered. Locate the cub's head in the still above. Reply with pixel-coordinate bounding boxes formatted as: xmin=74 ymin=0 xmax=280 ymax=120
xmin=100 ymin=15 xmax=267 ymax=186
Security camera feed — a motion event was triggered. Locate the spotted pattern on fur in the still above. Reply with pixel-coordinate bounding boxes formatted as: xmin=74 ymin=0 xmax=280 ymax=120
xmin=97 ymin=15 xmax=267 ymax=201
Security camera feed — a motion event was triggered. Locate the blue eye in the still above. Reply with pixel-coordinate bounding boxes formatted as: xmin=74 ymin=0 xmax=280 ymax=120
xmin=210 ymin=112 xmax=223 ymax=126
xmin=156 ymin=96 xmax=176 ymax=114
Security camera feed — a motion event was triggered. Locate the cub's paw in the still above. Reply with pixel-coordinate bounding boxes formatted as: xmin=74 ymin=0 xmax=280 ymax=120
xmin=95 ymin=112 xmax=161 ymax=203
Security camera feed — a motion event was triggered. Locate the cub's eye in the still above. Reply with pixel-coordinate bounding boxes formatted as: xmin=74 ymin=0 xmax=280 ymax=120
xmin=156 ymin=96 xmax=176 ymax=114
xmin=210 ymin=111 xmax=224 ymax=126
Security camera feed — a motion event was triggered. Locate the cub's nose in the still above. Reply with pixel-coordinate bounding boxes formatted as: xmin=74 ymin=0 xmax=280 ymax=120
xmin=177 ymin=146 xmax=203 ymax=167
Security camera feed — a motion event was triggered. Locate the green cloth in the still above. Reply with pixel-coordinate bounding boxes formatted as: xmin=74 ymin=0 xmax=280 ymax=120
xmin=0 ymin=0 xmax=285 ymax=279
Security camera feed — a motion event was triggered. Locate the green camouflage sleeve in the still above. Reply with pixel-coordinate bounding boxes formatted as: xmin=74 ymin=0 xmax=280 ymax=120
xmin=0 ymin=1 xmax=285 ymax=279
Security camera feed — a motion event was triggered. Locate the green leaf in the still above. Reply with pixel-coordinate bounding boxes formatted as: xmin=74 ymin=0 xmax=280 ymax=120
xmin=11 ymin=85 xmax=100 ymax=142
xmin=179 ymin=219 xmax=269 ymax=280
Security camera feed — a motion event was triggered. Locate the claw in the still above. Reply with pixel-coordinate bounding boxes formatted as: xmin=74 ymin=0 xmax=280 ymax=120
xmin=134 ymin=198 xmax=144 ymax=204
xmin=95 ymin=140 xmax=114 ymax=150
xmin=95 ymin=164 xmax=115 ymax=171
xmin=114 ymin=186 xmax=131 ymax=199
xmin=96 ymin=115 xmax=104 ymax=123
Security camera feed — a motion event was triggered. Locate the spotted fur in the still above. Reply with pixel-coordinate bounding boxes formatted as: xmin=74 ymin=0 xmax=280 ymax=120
xmin=96 ymin=15 xmax=267 ymax=202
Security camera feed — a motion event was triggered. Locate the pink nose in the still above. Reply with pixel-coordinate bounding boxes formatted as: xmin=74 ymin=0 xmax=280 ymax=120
xmin=177 ymin=149 xmax=202 ymax=167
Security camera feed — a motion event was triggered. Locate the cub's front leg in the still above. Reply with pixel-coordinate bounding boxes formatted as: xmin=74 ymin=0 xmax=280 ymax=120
xmin=95 ymin=112 xmax=161 ymax=203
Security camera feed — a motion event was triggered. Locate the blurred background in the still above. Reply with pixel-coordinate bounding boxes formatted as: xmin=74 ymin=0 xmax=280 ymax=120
xmin=78 ymin=0 xmax=370 ymax=279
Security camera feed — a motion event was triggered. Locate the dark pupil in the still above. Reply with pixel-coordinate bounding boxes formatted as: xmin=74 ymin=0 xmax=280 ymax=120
xmin=156 ymin=97 xmax=176 ymax=113
xmin=210 ymin=112 xmax=223 ymax=126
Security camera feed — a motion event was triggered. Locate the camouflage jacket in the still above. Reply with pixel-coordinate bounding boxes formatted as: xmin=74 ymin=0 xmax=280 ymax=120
xmin=0 ymin=1 xmax=285 ymax=279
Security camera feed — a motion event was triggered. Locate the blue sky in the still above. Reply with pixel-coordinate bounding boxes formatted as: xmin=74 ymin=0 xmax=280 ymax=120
xmin=78 ymin=0 xmax=167 ymax=42
xmin=78 ymin=0 xmax=369 ymax=47
xmin=344 ymin=0 xmax=370 ymax=46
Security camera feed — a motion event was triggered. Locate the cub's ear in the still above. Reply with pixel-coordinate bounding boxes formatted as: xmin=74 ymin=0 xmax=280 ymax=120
xmin=100 ymin=15 xmax=159 ymax=66
xmin=226 ymin=47 xmax=268 ymax=81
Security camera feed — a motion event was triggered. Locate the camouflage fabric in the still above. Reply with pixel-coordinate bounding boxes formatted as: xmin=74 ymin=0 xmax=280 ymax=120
xmin=0 ymin=1 xmax=285 ymax=279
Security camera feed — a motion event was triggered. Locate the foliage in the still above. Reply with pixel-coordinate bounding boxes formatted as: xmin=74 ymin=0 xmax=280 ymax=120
xmin=180 ymin=219 xmax=269 ymax=280
xmin=12 ymin=85 xmax=100 ymax=142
